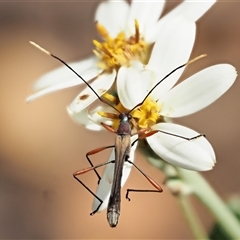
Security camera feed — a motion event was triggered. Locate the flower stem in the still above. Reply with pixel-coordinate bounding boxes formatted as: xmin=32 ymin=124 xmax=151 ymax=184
xmin=177 ymin=168 xmax=240 ymax=239
xmin=177 ymin=195 xmax=209 ymax=240
xmin=139 ymin=140 xmax=240 ymax=239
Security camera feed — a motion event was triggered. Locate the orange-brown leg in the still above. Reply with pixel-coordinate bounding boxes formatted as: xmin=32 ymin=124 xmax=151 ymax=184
xmin=124 ymin=159 xmax=163 ymax=201
xmin=73 ymin=160 xmax=115 ymax=215
xmin=85 ymin=145 xmax=114 ymax=183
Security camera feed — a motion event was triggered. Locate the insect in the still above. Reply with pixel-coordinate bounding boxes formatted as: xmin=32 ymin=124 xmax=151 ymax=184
xmin=29 ymin=41 xmax=205 ymax=227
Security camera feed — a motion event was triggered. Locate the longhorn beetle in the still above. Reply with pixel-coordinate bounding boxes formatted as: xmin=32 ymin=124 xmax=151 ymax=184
xmin=30 ymin=41 xmax=205 ymax=227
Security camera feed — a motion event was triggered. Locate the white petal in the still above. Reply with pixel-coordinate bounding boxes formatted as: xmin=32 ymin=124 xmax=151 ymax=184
xmin=147 ymin=16 xmax=196 ymax=99
xmin=162 ymin=0 xmax=216 ymax=22
xmin=127 ymin=1 xmax=165 ymax=39
xmin=161 ymin=64 xmax=237 ymax=117
xmin=26 ymin=68 xmax=102 ymax=103
xmin=95 ymin=0 xmax=129 ymax=37
xmin=67 ymin=107 xmax=103 ymax=131
xmin=69 ymin=70 xmax=116 ymax=113
xmin=143 ymin=1 xmax=215 ymax=42
xmin=33 ymin=56 xmax=99 ymax=90
xmin=117 ymin=62 xmax=154 ymax=110
xmin=147 ymin=123 xmax=215 ymax=171
xmin=92 ymin=135 xmax=138 ymax=212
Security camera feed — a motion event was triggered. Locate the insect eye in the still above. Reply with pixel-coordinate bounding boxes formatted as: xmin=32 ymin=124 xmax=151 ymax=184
xmin=128 ymin=115 xmax=132 ymax=120
xmin=119 ymin=113 xmax=124 ymax=119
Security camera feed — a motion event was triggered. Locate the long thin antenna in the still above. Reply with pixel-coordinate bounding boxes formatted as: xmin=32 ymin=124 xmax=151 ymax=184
xmin=29 ymin=41 xmax=121 ymax=114
xmin=128 ymin=54 xmax=207 ymax=114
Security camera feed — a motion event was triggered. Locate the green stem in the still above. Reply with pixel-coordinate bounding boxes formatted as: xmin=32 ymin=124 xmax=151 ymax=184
xmin=178 ymin=195 xmax=209 ymax=240
xmin=139 ymin=141 xmax=240 ymax=239
xmin=177 ymin=168 xmax=240 ymax=239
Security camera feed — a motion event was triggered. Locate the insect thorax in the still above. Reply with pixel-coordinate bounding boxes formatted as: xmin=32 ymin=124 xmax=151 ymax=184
xmin=117 ymin=113 xmax=132 ymax=135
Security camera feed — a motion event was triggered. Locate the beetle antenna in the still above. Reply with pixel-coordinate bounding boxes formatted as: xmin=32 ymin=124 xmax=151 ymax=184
xmin=128 ymin=54 xmax=207 ymax=115
xmin=29 ymin=41 xmax=121 ymax=114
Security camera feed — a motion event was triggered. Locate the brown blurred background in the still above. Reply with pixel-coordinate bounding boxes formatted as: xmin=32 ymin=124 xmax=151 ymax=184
xmin=0 ymin=1 xmax=240 ymax=239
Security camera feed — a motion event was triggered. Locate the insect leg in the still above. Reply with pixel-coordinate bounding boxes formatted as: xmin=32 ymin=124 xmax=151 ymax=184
xmin=139 ymin=129 xmax=205 ymax=141
xmin=86 ymin=145 xmax=115 ymax=184
xmin=73 ymin=160 xmax=115 ymax=215
xmin=157 ymin=130 xmax=205 ymax=141
xmin=124 ymin=160 xmax=163 ymax=201
xmin=125 ymin=131 xmax=205 ymax=200
xmin=101 ymin=122 xmax=116 ymax=133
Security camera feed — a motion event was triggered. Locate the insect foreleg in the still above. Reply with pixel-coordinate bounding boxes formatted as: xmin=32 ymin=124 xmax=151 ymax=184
xmin=101 ymin=122 xmax=116 ymax=133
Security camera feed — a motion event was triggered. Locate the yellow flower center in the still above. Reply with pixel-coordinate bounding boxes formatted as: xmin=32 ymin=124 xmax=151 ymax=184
xmin=98 ymin=93 xmax=163 ymax=131
xmin=93 ymin=20 xmax=149 ymax=71
xmin=131 ymin=97 xmax=163 ymax=129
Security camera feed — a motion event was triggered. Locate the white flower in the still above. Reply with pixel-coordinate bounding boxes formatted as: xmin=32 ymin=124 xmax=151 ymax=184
xmin=88 ymin=10 xmax=237 ymax=172
xmin=89 ymin=10 xmax=237 ymax=213
xmin=27 ymin=1 xmax=218 ymax=215
xmin=110 ymin=56 xmax=237 ymax=172
xmin=27 ymin=0 xmax=216 ymax=129
xmin=90 ymin=57 xmax=237 ymax=213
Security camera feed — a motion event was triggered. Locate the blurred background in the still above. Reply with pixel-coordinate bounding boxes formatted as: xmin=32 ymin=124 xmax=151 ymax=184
xmin=0 ymin=1 xmax=240 ymax=239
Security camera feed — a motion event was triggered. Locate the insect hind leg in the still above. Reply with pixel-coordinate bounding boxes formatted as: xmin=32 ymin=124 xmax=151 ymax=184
xmin=73 ymin=160 xmax=115 ymax=215
xmin=85 ymin=145 xmax=115 ymax=184
xmin=124 ymin=160 xmax=163 ymax=201
xmin=73 ymin=173 xmax=103 ymax=215
xmin=126 ymin=189 xmax=161 ymax=201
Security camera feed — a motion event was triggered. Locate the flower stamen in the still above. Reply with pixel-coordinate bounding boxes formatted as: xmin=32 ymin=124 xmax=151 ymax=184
xmin=93 ymin=20 xmax=148 ymax=71
xmin=98 ymin=93 xmax=163 ymax=131
xmin=132 ymin=97 xmax=163 ymax=129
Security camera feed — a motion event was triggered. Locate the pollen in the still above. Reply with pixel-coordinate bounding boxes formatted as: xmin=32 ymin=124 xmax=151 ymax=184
xmin=98 ymin=93 xmax=163 ymax=131
xmin=93 ymin=20 xmax=149 ymax=71
xmin=132 ymin=97 xmax=162 ymax=129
